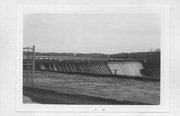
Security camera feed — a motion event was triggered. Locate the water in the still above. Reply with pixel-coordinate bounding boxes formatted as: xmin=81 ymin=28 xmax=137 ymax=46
xmin=107 ymin=61 xmax=143 ymax=76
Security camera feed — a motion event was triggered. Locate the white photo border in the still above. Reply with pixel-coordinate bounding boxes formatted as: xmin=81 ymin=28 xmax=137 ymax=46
xmin=16 ymin=5 xmax=169 ymax=112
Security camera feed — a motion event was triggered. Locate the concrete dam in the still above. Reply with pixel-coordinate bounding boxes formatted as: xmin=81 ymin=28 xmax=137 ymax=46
xmin=23 ymin=56 xmax=144 ymax=77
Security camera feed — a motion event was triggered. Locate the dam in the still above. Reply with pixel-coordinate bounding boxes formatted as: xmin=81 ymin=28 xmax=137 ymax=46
xmin=23 ymin=56 xmax=144 ymax=77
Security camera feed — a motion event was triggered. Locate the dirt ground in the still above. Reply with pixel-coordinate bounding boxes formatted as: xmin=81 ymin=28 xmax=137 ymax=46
xmin=23 ymin=71 xmax=160 ymax=104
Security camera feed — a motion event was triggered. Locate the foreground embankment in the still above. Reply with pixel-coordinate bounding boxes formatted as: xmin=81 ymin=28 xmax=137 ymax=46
xmin=23 ymin=85 xmax=150 ymax=105
xmin=23 ymin=71 xmax=160 ymax=104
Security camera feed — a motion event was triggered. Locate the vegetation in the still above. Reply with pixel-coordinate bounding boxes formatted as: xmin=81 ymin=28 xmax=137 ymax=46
xmin=109 ymin=49 xmax=160 ymax=77
xmin=24 ymin=52 xmax=107 ymax=57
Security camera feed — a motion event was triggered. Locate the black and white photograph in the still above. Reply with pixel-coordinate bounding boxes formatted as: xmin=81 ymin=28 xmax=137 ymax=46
xmin=23 ymin=12 xmax=161 ymax=105
xmin=3 ymin=0 xmax=180 ymax=115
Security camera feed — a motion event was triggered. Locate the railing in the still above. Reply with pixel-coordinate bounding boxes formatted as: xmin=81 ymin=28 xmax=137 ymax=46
xmin=24 ymin=56 xmax=109 ymax=62
xmin=24 ymin=56 xmax=144 ymax=62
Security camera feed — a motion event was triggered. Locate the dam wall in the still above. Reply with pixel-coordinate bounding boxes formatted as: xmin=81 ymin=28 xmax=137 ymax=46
xmin=35 ymin=61 xmax=112 ymax=75
xmin=107 ymin=61 xmax=143 ymax=76
xmin=23 ymin=56 xmax=144 ymax=77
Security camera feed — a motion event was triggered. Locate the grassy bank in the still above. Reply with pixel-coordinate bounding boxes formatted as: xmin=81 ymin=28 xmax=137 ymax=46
xmin=23 ymin=71 xmax=160 ymax=104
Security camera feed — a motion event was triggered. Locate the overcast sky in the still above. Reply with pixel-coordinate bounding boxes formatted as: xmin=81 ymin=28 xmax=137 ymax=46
xmin=23 ymin=14 xmax=160 ymax=54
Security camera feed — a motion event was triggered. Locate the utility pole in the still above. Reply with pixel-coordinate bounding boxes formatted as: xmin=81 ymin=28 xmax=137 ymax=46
xmin=32 ymin=45 xmax=35 ymax=85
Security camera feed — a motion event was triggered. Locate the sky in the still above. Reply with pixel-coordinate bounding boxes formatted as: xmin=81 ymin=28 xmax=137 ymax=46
xmin=23 ymin=14 xmax=160 ymax=54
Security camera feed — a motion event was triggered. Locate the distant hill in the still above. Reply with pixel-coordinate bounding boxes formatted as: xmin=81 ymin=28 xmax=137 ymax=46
xmin=23 ymin=52 xmax=107 ymax=57
xmin=109 ymin=51 xmax=160 ymax=68
xmin=109 ymin=51 xmax=160 ymax=77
